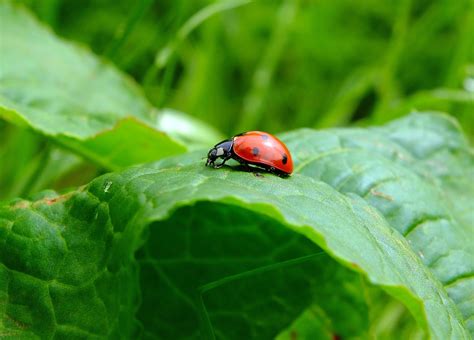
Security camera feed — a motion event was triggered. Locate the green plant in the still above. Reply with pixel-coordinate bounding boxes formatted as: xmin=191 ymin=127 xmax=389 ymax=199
xmin=1 ymin=1 xmax=473 ymax=339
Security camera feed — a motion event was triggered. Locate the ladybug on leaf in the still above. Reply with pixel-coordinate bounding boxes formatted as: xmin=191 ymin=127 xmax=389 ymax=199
xmin=206 ymin=131 xmax=293 ymax=176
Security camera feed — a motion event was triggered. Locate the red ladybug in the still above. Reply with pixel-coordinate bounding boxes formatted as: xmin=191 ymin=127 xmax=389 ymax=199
xmin=206 ymin=131 xmax=293 ymax=176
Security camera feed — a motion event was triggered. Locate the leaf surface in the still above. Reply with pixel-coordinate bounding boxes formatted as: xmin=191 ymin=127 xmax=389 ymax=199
xmin=283 ymin=112 xmax=474 ymax=333
xmin=0 ymin=129 xmax=470 ymax=338
xmin=0 ymin=113 xmax=471 ymax=338
xmin=0 ymin=2 xmax=187 ymax=169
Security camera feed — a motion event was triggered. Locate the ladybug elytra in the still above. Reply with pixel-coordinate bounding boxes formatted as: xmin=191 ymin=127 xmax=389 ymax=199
xmin=205 ymin=131 xmax=293 ymax=176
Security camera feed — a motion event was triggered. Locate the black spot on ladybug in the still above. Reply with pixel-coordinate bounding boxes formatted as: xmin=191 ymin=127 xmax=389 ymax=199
xmin=252 ymin=147 xmax=260 ymax=156
xmin=261 ymin=134 xmax=269 ymax=140
xmin=282 ymin=154 xmax=288 ymax=164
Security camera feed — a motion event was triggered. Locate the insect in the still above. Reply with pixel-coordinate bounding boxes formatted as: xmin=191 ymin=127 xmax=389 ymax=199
xmin=205 ymin=131 xmax=293 ymax=176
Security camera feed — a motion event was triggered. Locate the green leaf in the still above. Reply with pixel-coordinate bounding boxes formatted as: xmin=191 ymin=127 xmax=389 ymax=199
xmin=283 ymin=112 xmax=474 ymax=333
xmin=379 ymin=112 xmax=474 ymax=230
xmin=155 ymin=109 xmax=225 ymax=149
xmin=135 ymin=202 xmax=370 ymax=339
xmin=0 ymin=1 xmax=186 ymax=169
xmin=0 ymin=113 xmax=471 ymax=338
xmin=59 ymin=118 xmax=186 ymax=171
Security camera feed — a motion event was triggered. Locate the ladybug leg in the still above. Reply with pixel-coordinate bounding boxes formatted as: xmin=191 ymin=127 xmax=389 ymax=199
xmin=240 ymin=162 xmax=256 ymax=174
xmin=214 ymin=156 xmax=231 ymax=168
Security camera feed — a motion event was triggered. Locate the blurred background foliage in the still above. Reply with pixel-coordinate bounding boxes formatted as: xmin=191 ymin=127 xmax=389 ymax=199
xmin=1 ymin=0 xmax=473 ymax=200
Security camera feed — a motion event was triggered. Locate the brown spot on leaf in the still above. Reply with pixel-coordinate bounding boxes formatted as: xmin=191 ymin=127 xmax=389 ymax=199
xmin=6 ymin=313 xmax=28 ymax=330
xmin=37 ymin=192 xmax=74 ymax=206
xmin=370 ymin=189 xmax=393 ymax=201
xmin=45 ymin=197 xmax=59 ymax=205
xmin=12 ymin=201 xmax=30 ymax=209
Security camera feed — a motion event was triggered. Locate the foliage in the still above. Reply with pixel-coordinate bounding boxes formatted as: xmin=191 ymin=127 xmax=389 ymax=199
xmin=0 ymin=0 xmax=473 ymax=339
xmin=2 ymin=111 xmax=473 ymax=338
xmin=17 ymin=0 xmax=474 ymax=132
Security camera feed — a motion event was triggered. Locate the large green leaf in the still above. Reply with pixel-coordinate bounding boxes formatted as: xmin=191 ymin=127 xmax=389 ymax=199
xmin=0 ymin=113 xmax=471 ymax=339
xmin=0 ymin=1 xmax=188 ymax=170
xmin=283 ymin=112 xmax=474 ymax=333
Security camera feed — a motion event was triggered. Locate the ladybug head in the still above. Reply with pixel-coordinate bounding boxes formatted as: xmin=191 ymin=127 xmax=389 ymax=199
xmin=206 ymin=147 xmax=218 ymax=166
xmin=205 ymin=139 xmax=234 ymax=168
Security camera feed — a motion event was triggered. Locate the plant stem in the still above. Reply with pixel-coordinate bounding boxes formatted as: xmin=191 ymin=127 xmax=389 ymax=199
xmin=19 ymin=142 xmax=51 ymax=197
xmin=373 ymin=0 xmax=412 ymax=122
xmin=445 ymin=4 xmax=473 ymax=87
xmin=105 ymin=0 xmax=155 ymax=60
xmin=237 ymin=0 xmax=298 ymax=132
xmin=142 ymin=0 xmax=252 ymax=87
xmin=315 ymin=67 xmax=375 ymax=128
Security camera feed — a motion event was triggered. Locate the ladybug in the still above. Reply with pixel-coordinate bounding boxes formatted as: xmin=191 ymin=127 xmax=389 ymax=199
xmin=205 ymin=131 xmax=293 ymax=176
